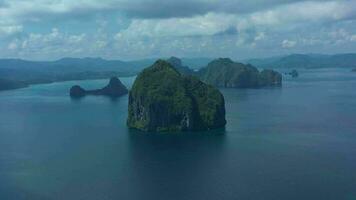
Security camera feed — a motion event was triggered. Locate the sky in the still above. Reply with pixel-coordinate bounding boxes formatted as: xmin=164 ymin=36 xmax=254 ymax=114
xmin=0 ymin=0 xmax=356 ymax=60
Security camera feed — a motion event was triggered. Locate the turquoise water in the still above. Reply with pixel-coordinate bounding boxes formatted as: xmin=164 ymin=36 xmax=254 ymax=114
xmin=1 ymin=69 xmax=356 ymax=200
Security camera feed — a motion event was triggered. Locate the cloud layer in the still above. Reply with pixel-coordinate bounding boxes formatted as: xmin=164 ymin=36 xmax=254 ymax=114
xmin=0 ymin=0 xmax=356 ymax=60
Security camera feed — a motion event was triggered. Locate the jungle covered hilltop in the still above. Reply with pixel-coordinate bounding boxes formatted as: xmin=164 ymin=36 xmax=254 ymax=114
xmin=127 ymin=60 xmax=226 ymax=132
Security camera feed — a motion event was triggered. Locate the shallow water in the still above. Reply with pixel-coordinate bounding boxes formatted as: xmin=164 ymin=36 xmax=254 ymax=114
xmin=0 ymin=69 xmax=356 ymax=200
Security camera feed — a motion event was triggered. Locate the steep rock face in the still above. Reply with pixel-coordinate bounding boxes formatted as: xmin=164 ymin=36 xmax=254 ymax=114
xmin=259 ymin=69 xmax=282 ymax=86
xmin=70 ymin=77 xmax=128 ymax=98
xmin=95 ymin=77 xmax=128 ymax=96
xmin=199 ymin=58 xmax=282 ymax=88
xmin=127 ymin=60 xmax=226 ymax=132
xmin=166 ymin=56 xmax=195 ymax=75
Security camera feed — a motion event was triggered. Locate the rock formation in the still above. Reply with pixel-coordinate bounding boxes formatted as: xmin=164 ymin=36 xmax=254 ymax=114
xmin=127 ymin=60 xmax=226 ymax=132
xmin=166 ymin=56 xmax=195 ymax=75
xmin=199 ymin=58 xmax=282 ymax=88
xmin=259 ymin=69 xmax=282 ymax=86
xmin=70 ymin=77 xmax=128 ymax=98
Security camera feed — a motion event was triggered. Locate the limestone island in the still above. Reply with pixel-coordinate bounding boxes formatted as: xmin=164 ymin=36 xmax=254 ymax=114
xmin=199 ymin=58 xmax=282 ymax=88
xmin=166 ymin=56 xmax=196 ymax=75
xmin=70 ymin=77 xmax=128 ymax=98
xmin=127 ymin=60 xmax=226 ymax=132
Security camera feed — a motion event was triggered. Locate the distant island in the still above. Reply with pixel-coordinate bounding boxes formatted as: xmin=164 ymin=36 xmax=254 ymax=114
xmin=166 ymin=56 xmax=196 ymax=75
xmin=70 ymin=77 xmax=128 ymax=98
xmin=352 ymin=69 xmax=356 ymax=72
xmin=0 ymin=57 xmax=211 ymax=90
xmin=127 ymin=60 xmax=226 ymax=132
xmin=2 ymin=53 xmax=356 ymax=92
xmin=199 ymin=58 xmax=282 ymax=88
xmin=0 ymin=79 xmax=28 ymax=91
xmin=286 ymin=70 xmax=299 ymax=78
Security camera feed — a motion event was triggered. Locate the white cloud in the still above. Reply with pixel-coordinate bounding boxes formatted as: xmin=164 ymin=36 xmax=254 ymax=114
xmin=1 ymin=0 xmax=356 ymax=59
xmin=7 ymin=41 xmax=18 ymax=50
xmin=351 ymin=35 xmax=356 ymax=42
xmin=115 ymin=1 xmax=356 ymax=40
xmin=330 ymin=29 xmax=356 ymax=43
xmin=115 ymin=13 xmax=236 ymax=39
xmin=282 ymin=39 xmax=297 ymax=48
xmin=0 ymin=25 xmax=23 ymax=37
xmin=5 ymin=28 xmax=91 ymax=58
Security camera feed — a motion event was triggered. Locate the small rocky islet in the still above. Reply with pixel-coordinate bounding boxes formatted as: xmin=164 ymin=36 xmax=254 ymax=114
xmin=127 ymin=60 xmax=226 ymax=132
xmin=70 ymin=77 xmax=128 ymax=98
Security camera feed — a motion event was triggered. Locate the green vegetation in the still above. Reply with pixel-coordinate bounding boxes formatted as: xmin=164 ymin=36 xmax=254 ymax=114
xmin=199 ymin=58 xmax=281 ymax=88
xmin=127 ymin=60 xmax=226 ymax=132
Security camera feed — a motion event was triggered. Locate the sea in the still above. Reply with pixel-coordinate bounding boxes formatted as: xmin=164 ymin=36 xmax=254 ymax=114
xmin=0 ymin=68 xmax=356 ymax=200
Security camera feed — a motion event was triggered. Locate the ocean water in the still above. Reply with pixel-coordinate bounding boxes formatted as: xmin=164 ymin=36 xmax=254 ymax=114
xmin=0 ymin=69 xmax=356 ymax=200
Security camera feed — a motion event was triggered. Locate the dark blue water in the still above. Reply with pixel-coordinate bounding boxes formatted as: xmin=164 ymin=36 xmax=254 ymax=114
xmin=1 ymin=69 xmax=356 ymax=200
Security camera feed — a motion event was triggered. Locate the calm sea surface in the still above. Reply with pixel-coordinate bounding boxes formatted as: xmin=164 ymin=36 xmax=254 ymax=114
xmin=1 ymin=68 xmax=356 ymax=200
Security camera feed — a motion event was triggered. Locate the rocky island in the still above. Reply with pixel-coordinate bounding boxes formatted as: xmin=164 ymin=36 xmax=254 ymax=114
xmin=166 ymin=56 xmax=196 ymax=75
xmin=70 ymin=77 xmax=128 ymax=98
xmin=127 ymin=60 xmax=226 ymax=132
xmin=199 ymin=58 xmax=282 ymax=88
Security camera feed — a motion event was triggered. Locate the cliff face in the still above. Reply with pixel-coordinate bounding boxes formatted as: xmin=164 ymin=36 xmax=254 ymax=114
xmin=199 ymin=58 xmax=282 ymax=88
xmin=127 ymin=60 xmax=226 ymax=132
xmin=259 ymin=69 xmax=282 ymax=86
xmin=70 ymin=77 xmax=128 ymax=98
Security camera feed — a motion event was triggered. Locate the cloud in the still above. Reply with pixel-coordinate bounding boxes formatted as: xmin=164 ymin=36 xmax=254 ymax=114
xmin=1 ymin=0 xmax=355 ymax=24
xmin=329 ymin=28 xmax=356 ymax=43
xmin=282 ymin=40 xmax=297 ymax=48
xmin=0 ymin=0 xmax=313 ymax=22
xmin=0 ymin=25 xmax=22 ymax=37
xmin=5 ymin=28 xmax=90 ymax=58
xmin=0 ymin=0 xmax=356 ymax=60
xmin=115 ymin=1 xmax=356 ymax=40
xmin=7 ymin=41 xmax=18 ymax=50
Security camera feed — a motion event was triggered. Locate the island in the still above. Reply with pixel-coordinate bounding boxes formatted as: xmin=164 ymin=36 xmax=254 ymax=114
xmin=352 ymin=69 xmax=356 ymax=72
xmin=287 ymin=69 xmax=299 ymax=78
xmin=0 ymin=79 xmax=28 ymax=91
xmin=127 ymin=60 xmax=226 ymax=132
xmin=70 ymin=77 xmax=128 ymax=98
xmin=166 ymin=56 xmax=196 ymax=75
xmin=199 ymin=58 xmax=282 ymax=88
